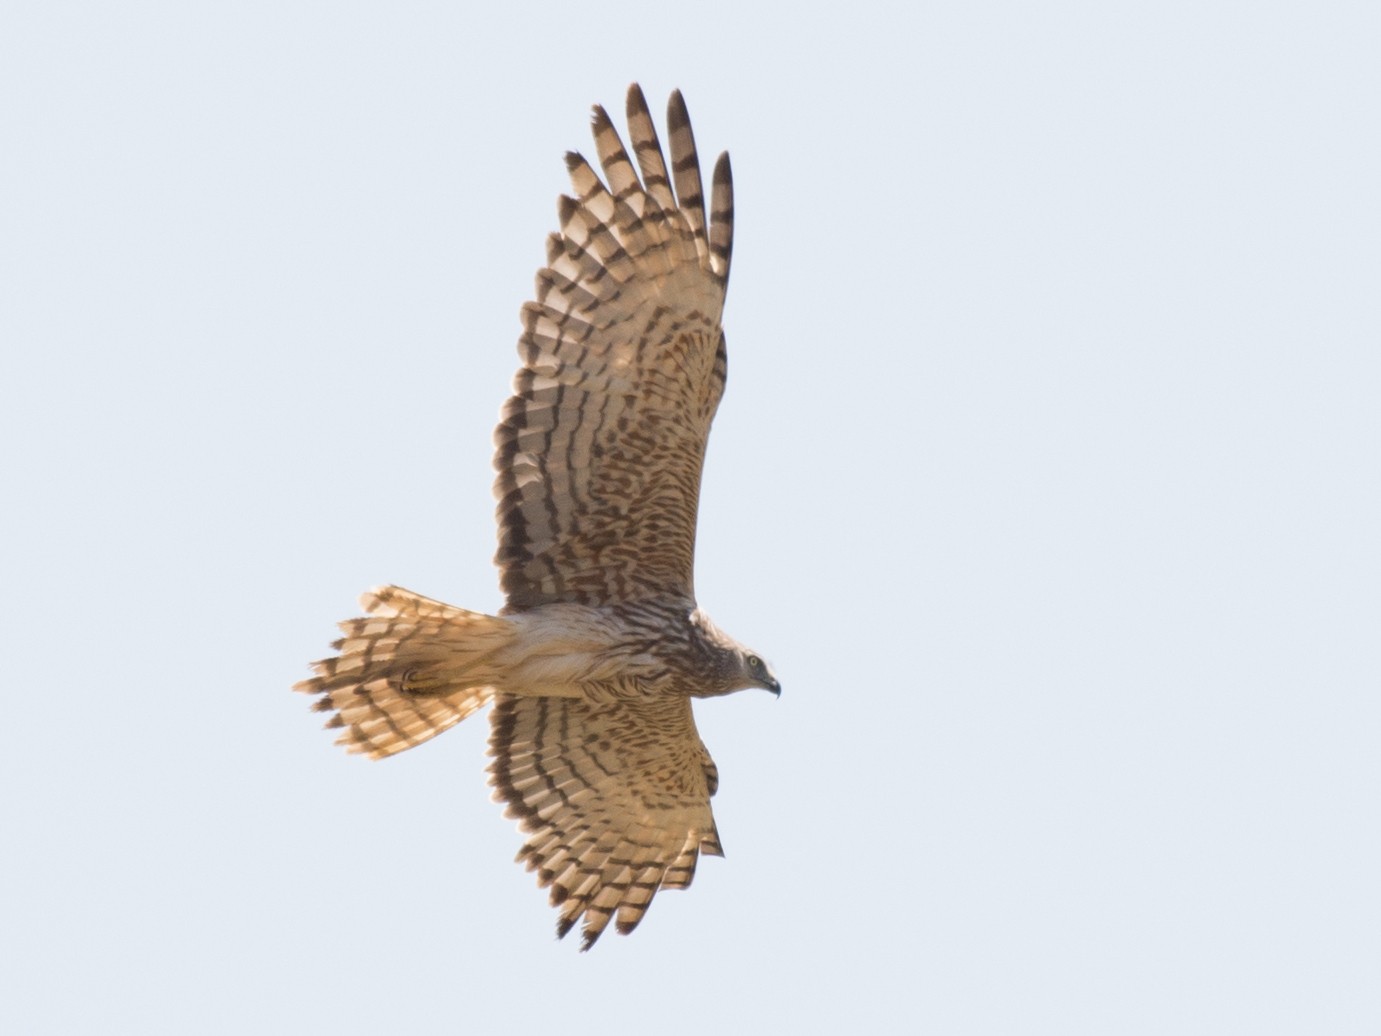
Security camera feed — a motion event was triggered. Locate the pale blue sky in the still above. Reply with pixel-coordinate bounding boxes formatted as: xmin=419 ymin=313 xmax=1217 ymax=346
xmin=3 ymin=3 xmax=1378 ymax=1033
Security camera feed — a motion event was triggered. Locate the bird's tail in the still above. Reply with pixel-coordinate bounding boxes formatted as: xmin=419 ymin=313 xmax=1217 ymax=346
xmin=294 ymin=585 xmax=518 ymax=760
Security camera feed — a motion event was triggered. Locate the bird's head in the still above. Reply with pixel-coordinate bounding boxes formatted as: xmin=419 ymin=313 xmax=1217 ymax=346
xmin=737 ymin=649 xmax=781 ymax=697
xmin=690 ymin=609 xmax=780 ymax=698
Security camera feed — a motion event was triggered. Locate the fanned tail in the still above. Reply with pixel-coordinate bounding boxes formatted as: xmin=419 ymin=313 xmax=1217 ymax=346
xmin=294 ymin=586 xmax=516 ymax=759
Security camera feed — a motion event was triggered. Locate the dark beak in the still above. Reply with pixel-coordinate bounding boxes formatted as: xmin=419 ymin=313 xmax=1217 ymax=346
xmin=765 ymin=676 xmax=781 ymax=698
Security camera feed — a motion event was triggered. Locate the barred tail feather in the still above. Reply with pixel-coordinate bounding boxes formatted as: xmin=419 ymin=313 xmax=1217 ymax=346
xmin=294 ymin=585 xmax=516 ymax=760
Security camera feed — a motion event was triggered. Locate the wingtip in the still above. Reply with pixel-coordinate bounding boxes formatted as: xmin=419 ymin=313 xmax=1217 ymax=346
xmin=713 ymin=150 xmax=732 ymax=185
xmin=666 ymin=88 xmax=689 ymax=132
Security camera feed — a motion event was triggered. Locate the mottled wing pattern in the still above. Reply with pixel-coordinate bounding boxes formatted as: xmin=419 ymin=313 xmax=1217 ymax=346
xmin=493 ymin=84 xmax=735 ymax=610
xmin=488 ymin=694 xmax=723 ymax=950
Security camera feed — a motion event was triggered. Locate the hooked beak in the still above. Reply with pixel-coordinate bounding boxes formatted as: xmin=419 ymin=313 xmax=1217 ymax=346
xmin=764 ymin=676 xmax=781 ymax=698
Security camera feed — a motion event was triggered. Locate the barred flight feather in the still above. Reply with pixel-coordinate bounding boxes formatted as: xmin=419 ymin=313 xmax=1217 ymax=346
xmin=493 ymin=84 xmax=733 ymax=611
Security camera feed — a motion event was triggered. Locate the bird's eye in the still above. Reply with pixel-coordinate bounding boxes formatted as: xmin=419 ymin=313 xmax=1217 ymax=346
xmin=747 ymin=655 xmax=762 ymax=671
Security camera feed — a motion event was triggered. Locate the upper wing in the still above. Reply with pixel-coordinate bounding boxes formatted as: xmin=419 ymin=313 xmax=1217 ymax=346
xmin=488 ymin=694 xmax=723 ymax=950
xmin=493 ymin=84 xmax=734 ymax=610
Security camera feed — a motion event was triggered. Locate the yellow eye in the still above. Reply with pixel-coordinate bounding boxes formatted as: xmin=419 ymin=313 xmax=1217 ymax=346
xmin=747 ymin=655 xmax=762 ymax=671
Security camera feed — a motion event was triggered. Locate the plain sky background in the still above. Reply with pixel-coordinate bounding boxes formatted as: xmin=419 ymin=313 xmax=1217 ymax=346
xmin=3 ymin=2 xmax=1378 ymax=1033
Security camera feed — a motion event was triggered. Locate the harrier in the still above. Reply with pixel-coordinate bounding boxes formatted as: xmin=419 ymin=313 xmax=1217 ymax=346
xmin=296 ymin=85 xmax=778 ymax=950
